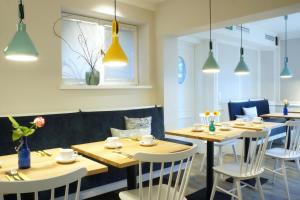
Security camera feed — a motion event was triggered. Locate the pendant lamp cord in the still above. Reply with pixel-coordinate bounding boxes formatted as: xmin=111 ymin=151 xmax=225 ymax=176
xmin=114 ymin=0 xmax=117 ymax=21
xmin=209 ymin=0 xmax=213 ymax=51
xmin=19 ymin=0 xmax=24 ymax=23
xmin=285 ymin=15 xmax=288 ymax=64
xmin=240 ymin=24 xmax=244 ymax=56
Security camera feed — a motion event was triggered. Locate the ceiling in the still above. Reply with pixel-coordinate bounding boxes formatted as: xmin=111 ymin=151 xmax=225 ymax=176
xmin=248 ymin=12 xmax=300 ymax=39
xmin=119 ymin=0 xmax=166 ymax=10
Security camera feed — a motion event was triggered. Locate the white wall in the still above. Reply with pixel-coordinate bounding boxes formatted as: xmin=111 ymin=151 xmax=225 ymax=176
xmin=164 ymin=39 xmax=196 ymax=129
xmin=0 ymin=0 xmax=156 ymax=115
xmin=280 ymin=38 xmax=300 ymax=102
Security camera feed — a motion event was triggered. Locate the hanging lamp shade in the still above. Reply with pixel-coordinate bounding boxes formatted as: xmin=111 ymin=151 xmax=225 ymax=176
xmin=202 ymin=51 xmax=220 ymax=73
xmin=235 ymin=56 xmax=249 ymax=75
xmin=4 ymin=0 xmax=38 ymax=62
xmin=4 ymin=22 xmax=38 ymax=61
xmin=280 ymin=58 xmax=293 ymax=78
xmin=280 ymin=15 xmax=293 ymax=78
xmin=202 ymin=0 xmax=220 ymax=73
xmin=103 ymin=20 xmax=128 ymax=67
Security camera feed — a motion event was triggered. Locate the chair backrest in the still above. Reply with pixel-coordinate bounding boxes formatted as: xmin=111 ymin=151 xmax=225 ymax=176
xmin=199 ymin=113 xmax=221 ymax=125
xmin=0 ymin=167 xmax=87 ymax=200
xmin=239 ymin=129 xmax=270 ymax=177
xmin=134 ymin=145 xmax=198 ymax=200
xmin=284 ymin=121 xmax=300 ymax=155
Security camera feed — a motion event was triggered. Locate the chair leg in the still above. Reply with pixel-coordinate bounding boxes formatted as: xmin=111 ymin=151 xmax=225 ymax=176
xmin=281 ymin=160 xmax=290 ymax=200
xmin=218 ymin=146 xmax=223 ymax=166
xmin=295 ymin=159 xmax=300 ymax=176
xmin=256 ymin=176 xmax=265 ymax=200
xmin=200 ymin=151 xmax=207 ymax=173
xmin=235 ymin=179 xmax=243 ymax=200
xmin=232 ymin=144 xmax=238 ymax=162
xmin=272 ymin=159 xmax=279 ymax=184
xmin=210 ymin=173 xmax=219 ymax=200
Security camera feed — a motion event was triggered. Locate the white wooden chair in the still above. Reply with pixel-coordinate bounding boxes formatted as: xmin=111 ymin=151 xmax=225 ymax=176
xmin=119 ymin=145 xmax=198 ymax=200
xmin=0 ymin=167 xmax=87 ymax=200
xmin=199 ymin=113 xmax=238 ymax=173
xmin=210 ymin=130 xmax=270 ymax=200
xmin=265 ymin=121 xmax=300 ymax=200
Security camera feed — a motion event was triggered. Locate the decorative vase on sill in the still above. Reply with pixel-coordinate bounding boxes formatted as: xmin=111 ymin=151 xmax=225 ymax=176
xmin=18 ymin=137 xmax=31 ymax=169
xmin=283 ymin=106 xmax=289 ymax=116
xmin=209 ymin=121 xmax=216 ymax=135
xmin=85 ymin=69 xmax=100 ymax=85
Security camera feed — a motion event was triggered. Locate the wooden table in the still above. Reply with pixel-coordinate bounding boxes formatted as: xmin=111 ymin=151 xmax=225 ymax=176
xmin=0 ymin=148 xmax=108 ymax=181
xmin=72 ymin=139 xmax=190 ymax=189
xmin=261 ymin=112 xmax=300 ymax=119
xmin=166 ymin=121 xmax=284 ymax=200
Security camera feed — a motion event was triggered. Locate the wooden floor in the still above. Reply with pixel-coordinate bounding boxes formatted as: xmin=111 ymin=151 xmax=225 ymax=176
xmin=89 ymin=153 xmax=300 ymax=200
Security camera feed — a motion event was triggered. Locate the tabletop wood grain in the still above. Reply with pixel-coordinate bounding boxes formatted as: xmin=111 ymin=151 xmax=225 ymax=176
xmin=72 ymin=139 xmax=191 ymax=168
xmin=0 ymin=148 xmax=108 ymax=182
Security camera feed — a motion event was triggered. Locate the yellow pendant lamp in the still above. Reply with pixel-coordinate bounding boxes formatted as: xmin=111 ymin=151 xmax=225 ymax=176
xmin=103 ymin=0 xmax=128 ymax=67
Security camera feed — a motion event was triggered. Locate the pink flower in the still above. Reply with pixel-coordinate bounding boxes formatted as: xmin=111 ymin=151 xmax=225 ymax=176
xmin=34 ymin=116 xmax=45 ymax=128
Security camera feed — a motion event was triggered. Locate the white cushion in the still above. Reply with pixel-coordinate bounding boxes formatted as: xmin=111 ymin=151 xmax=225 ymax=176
xmin=110 ymin=128 xmax=150 ymax=139
xmin=125 ymin=116 xmax=152 ymax=131
xmin=242 ymin=107 xmax=258 ymax=118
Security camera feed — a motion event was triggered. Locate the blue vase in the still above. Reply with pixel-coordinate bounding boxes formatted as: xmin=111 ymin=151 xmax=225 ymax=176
xmin=18 ymin=137 xmax=31 ymax=169
xmin=283 ymin=107 xmax=288 ymax=116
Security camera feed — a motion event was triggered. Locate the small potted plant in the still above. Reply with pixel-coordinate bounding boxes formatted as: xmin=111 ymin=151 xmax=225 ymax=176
xmin=283 ymin=99 xmax=289 ymax=115
xmin=8 ymin=116 xmax=45 ymax=169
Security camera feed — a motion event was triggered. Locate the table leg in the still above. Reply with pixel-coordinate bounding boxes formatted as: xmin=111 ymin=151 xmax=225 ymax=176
xmin=126 ymin=165 xmax=137 ymax=190
xmin=206 ymin=141 xmax=214 ymax=199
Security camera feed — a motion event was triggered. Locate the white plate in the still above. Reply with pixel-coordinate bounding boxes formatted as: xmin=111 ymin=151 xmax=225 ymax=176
xmin=220 ymin=127 xmax=231 ymax=131
xmin=235 ymin=122 xmax=245 ymax=126
xmin=104 ymin=142 xmax=122 ymax=149
xmin=56 ymin=155 xmax=77 ymax=164
xmin=139 ymin=141 xmax=157 ymax=147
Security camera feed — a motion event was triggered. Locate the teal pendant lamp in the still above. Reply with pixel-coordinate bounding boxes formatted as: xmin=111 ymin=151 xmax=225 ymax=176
xmin=202 ymin=0 xmax=220 ymax=73
xmin=280 ymin=15 xmax=292 ymax=78
xmin=235 ymin=25 xmax=249 ymax=75
xmin=4 ymin=0 xmax=38 ymax=62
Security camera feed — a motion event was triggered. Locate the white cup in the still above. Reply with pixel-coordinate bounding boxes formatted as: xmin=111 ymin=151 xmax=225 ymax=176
xmin=193 ymin=123 xmax=202 ymax=130
xmin=141 ymin=135 xmax=155 ymax=144
xmin=59 ymin=149 xmax=77 ymax=160
xmin=221 ymin=123 xmax=230 ymax=129
xmin=236 ymin=118 xmax=245 ymax=123
xmin=106 ymin=137 xmax=120 ymax=146
xmin=253 ymin=117 xmax=263 ymax=123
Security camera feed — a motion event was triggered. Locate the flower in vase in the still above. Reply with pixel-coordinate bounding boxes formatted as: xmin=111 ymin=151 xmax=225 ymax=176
xmin=213 ymin=111 xmax=220 ymax=116
xmin=205 ymin=111 xmax=210 ymax=117
xmin=283 ymin=99 xmax=289 ymax=107
xmin=33 ymin=116 xmax=45 ymax=128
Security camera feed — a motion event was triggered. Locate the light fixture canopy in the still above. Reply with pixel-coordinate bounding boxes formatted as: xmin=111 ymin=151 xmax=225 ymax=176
xmin=103 ymin=0 xmax=128 ymax=67
xmin=4 ymin=0 xmax=38 ymax=62
xmin=235 ymin=25 xmax=249 ymax=75
xmin=202 ymin=0 xmax=220 ymax=73
xmin=280 ymin=15 xmax=293 ymax=78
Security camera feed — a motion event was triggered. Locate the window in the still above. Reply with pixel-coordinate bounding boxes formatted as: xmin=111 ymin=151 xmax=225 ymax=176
xmin=60 ymin=13 xmax=138 ymax=86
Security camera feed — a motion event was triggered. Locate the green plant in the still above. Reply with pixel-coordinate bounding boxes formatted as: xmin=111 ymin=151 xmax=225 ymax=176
xmin=8 ymin=116 xmax=45 ymax=141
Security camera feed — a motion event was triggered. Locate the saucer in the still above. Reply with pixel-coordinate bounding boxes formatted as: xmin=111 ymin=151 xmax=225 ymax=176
xmin=139 ymin=141 xmax=157 ymax=147
xmin=56 ymin=155 xmax=77 ymax=164
xmin=192 ymin=128 xmax=204 ymax=132
xmin=220 ymin=127 xmax=231 ymax=131
xmin=252 ymin=121 xmax=263 ymax=124
xmin=104 ymin=142 xmax=122 ymax=149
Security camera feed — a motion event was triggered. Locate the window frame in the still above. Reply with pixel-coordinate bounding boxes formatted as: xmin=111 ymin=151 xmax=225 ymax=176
xmin=61 ymin=12 xmax=139 ymax=86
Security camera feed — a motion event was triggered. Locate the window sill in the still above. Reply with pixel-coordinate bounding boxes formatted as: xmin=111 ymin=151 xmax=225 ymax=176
xmin=60 ymin=85 xmax=153 ymax=90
